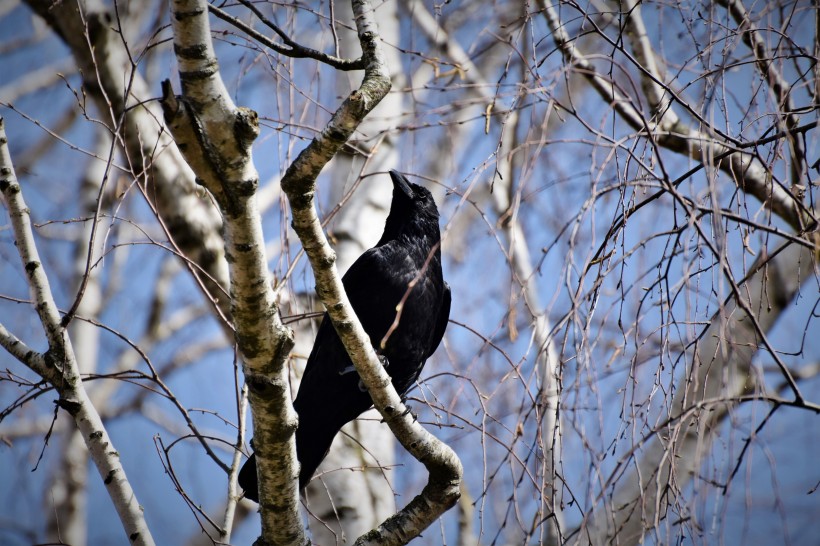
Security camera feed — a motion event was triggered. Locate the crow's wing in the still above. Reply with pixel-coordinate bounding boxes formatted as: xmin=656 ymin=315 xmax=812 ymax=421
xmin=426 ymin=281 xmax=450 ymax=360
xmin=293 ymin=245 xmax=405 ymax=487
xmin=299 ymin=245 xmax=399 ymax=382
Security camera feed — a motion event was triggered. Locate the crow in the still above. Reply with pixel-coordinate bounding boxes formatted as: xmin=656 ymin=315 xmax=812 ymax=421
xmin=239 ymin=170 xmax=450 ymax=501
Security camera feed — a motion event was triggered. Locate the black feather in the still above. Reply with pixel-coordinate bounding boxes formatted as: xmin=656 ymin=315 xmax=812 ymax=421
xmin=239 ymin=170 xmax=450 ymax=501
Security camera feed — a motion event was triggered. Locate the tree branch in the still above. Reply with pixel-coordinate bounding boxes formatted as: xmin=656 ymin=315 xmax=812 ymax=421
xmin=408 ymin=6 xmax=567 ymax=540
xmin=0 ymin=322 xmax=49 ymax=379
xmin=715 ymin=0 xmax=806 ymax=187
xmin=24 ymin=0 xmax=231 ymax=329
xmin=279 ymin=1 xmax=462 ymax=544
xmin=575 ymin=238 xmax=819 ymax=545
xmin=540 ymin=0 xmax=812 ymax=231
xmin=208 ymin=2 xmax=366 ymax=71
xmin=0 ymin=117 xmax=156 ymax=546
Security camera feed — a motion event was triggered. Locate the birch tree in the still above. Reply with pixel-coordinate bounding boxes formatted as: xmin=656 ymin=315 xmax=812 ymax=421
xmin=1 ymin=0 xmax=818 ymax=545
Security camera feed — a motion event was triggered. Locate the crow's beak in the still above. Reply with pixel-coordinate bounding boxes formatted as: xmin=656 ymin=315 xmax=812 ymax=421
xmin=389 ymin=170 xmax=415 ymax=199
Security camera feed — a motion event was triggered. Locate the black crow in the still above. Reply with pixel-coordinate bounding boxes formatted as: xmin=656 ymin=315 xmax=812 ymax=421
xmin=239 ymin=170 xmax=450 ymax=501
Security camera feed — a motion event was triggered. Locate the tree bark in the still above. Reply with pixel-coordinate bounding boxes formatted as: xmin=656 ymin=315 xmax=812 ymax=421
xmin=161 ymin=0 xmax=302 ymax=543
xmin=44 ymin=130 xmax=112 ymax=546
xmin=1 ymin=117 xmax=157 ymax=546
xmin=301 ymin=2 xmax=402 ymax=542
xmin=280 ymin=2 xmax=463 ymax=544
xmin=24 ymin=0 xmax=230 ymax=324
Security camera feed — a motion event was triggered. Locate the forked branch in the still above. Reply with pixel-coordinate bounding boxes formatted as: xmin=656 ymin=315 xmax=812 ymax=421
xmin=161 ymin=0 xmax=302 ymax=544
xmin=280 ymin=1 xmax=463 ymax=544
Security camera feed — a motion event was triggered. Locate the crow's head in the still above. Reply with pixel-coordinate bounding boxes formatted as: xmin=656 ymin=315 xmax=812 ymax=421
xmin=389 ymin=170 xmax=439 ymax=217
xmin=378 ymin=170 xmax=441 ymax=245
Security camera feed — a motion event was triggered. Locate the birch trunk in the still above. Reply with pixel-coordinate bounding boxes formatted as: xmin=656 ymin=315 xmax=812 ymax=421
xmin=1 ymin=117 xmax=156 ymax=546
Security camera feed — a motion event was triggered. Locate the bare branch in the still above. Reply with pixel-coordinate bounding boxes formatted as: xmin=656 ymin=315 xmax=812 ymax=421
xmin=24 ymin=0 xmax=231 ymax=326
xmin=576 ymin=238 xmax=819 ymax=545
xmin=0 ymin=322 xmax=49 ymax=378
xmin=208 ymin=2 xmax=366 ymax=71
xmin=220 ymin=385 xmax=249 ymax=544
xmin=715 ymin=0 xmax=806 ymax=186
xmin=279 ymin=1 xmax=462 ymax=544
xmin=540 ymin=0 xmax=811 ymax=231
xmin=492 ymin=99 xmax=565 ymax=545
xmin=0 ymin=116 xmax=156 ymax=546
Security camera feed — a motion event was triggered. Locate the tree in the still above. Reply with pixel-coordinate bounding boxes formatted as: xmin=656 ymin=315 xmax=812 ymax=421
xmin=1 ymin=1 xmax=818 ymax=545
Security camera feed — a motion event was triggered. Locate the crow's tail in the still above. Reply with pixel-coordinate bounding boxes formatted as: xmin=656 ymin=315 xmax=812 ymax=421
xmin=295 ymin=407 xmax=346 ymax=489
xmin=236 ymin=418 xmax=338 ymax=501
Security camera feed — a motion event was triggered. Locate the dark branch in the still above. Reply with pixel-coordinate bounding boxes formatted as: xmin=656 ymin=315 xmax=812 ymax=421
xmin=208 ymin=3 xmax=367 ymax=71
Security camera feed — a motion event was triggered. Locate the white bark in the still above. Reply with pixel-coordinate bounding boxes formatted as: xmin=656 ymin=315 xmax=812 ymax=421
xmin=162 ymin=0 xmax=303 ymax=543
xmin=303 ymin=2 xmax=403 ymax=542
xmin=24 ymin=0 xmax=230 ymax=323
xmin=44 ymin=131 xmax=112 ymax=546
xmin=492 ymin=114 xmax=566 ymax=544
xmin=280 ymin=2 xmax=462 ymax=543
xmin=0 ymin=117 xmax=156 ymax=546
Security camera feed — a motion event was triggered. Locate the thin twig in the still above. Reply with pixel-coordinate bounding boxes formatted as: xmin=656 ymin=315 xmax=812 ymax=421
xmin=208 ymin=3 xmax=366 ymax=70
